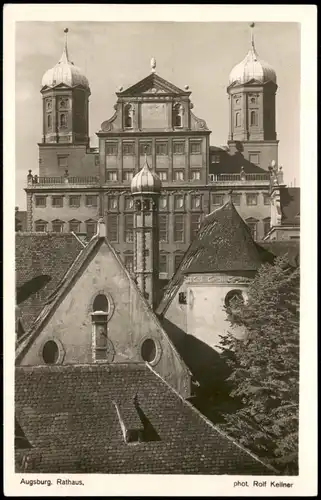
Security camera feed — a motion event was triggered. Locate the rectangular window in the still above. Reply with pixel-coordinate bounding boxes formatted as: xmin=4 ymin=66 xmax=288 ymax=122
xmin=191 ymin=170 xmax=201 ymax=181
xmin=158 ymin=171 xmax=168 ymax=181
xmin=35 ymin=196 xmax=46 ymax=207
xmin=174 ymin=215 xmax=184 ymax=242
xmin=190 ymin=142 xmax=201 ymax=154
xmin=69 ymin=220 xmax=80 ymax=233
xmin=123 ymin=142 xmax=135 ymax=156
xmin=52 ymin=196 xmax=63 ymax=208
xmin=95 ymin=155 xmax=100 ymax=166
xmin=191 ymin=214 xmax=201 ymax=240
xmin=106 ymin=142 xmax=118 ymax=155
xmin=212 ymin=154 xmax=220 ymax=164
xmin=123 ymin=171 xmax=134 ymax=182
xmin=159 ymin=215 xmax=168 ymax=242
xmin=264 ymin=193 xmax=270 ymax=205
xmin=247 ymin=221 xmax=257 ymax=240
xmin=173 ymin=142 xmax=184 ymax=154
xmin=125 ymin=196 xmax=134 ymax=210
xmin=231 ymin=193 xmax=241 ymax=206
xmin=156 ymin=142 xmax=168 ymax=156
xmin=264 ymin=220 xmax=271 ymax=237
xmin=107 ymin=214 xmax=118 ymax=242
xmin=86 ymin=221 xmax=97 ymax=239
xmin=212 ymin=194 xmax=224 ymax=206
xmin=108 ymin=196 xmax=118 ymax=210
xmin=124 ymin=254 xmax=134 ymax=274
xmin=249 ymin=153 xmax=260 ymax=166
xmin=191 ymin=195 xmax=201 ymax=210
xmin=174 ymin=195 xmax=185 ymax=210
xmin=35 ymin=222 xmax=47 ymax=232
xmin=178 ymin=291 xmax=187 ymax=304
xmin=246 ymin=193 xmax=258 ymax=206
xmin=106 ymin=171 xmax=118 ymax=182
xmin=159 ymin=196 xmax=168 ymax=210
xmin=174 ymin=170 xmax=184 ymax=181
xmin=69 ymin=195 xmax=81 ymax=208
xmin=52 ymin=221 xmax=64 ymax=233
xmin=124 ymin=214 xmax=134 ymax=243
xmin=139 ymin=143 xmax=152 ymax=155
xmin=57 ymin=156 xmax=68 ymax=168
xmin=85 ymin=195 xmax=98 ymax=207
xmin=175 ymin=254 xmax=184 ymax=271
xmin=159 ymin=254 xmax=168 ymax=273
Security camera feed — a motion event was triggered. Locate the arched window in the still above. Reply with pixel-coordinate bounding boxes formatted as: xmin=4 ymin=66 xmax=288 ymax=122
xmin=173 ymin=104 xmax=182 ymax=127
xmin=93 ymin=293 xmax=109 ymax=313
xmin=60 ymin=113 xmax=67 ymax=128
xmin=124 ymin=104 xmax=133 ymax=128
xmin=250 ymin=110 xmax=257 ymax=126
xmin=47 ymin=114 xmax=52 ymax=129
xmin=235 ymin=112 xmax=240 ymax=127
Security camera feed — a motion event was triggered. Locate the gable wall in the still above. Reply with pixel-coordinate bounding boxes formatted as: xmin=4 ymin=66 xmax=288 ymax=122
xmin=164 ymin=273 xmax=251 ymax=351
xmin=18 ymin=241 xmax=191 ymax=397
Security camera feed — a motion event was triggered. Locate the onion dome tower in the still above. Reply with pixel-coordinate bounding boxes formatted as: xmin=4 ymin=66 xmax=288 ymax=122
xmin=227 ymin=23 xmax=278 ymax=169
xmin=131 ymin=152 xmax=161 ymax=309
xmin=40 ymin=28 xmax=90 ymax=145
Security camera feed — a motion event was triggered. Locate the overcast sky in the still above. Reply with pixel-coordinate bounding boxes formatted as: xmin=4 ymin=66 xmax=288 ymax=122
xmin=15 ymin=21 xmax=300 ymax=209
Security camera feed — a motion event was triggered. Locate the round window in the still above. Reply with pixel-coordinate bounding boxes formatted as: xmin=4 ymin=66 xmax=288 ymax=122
xmin=42 ymin=340 xmax=59 ymax=365
xmin=225 ymin=289 xmax=244 ymax=308
xmin=141 ymin=338 xmax=157 ymax=363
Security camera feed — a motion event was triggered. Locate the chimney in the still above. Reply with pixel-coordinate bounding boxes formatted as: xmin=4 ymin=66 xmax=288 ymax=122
xmin=97 ymin=217 xmax=106 ymax=238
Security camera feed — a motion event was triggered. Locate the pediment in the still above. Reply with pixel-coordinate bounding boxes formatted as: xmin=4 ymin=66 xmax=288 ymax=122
xmin=118 ymin=73 xmax=190 ymax=97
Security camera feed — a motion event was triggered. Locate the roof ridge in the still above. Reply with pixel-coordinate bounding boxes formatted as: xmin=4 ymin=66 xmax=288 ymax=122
xmin=16 ymin=362 xmax=148 ymax=372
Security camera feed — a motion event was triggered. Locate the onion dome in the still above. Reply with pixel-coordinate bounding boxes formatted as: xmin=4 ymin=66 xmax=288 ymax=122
xmin=228 ymin=23 xmax=276 ymax=86
xmin=41 ymin=28 xmax=90 ymax=90
xmin=131 ymin=154 xmax=161 ymax=195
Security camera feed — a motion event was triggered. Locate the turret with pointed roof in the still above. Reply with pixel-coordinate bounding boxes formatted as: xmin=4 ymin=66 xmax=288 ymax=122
xmin=131 ymin=153 xmax=162 ymax=310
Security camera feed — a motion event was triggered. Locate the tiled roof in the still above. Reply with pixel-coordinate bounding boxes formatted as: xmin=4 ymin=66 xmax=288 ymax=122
xmin=259 ymin=241 xmax=300 ymax=268
xmin=15 ymin=233 xmax=84 ymax=333
xmin=157 ymin=201 xmax=273 ymax=315
xmin=15 ymin=363 xmax=275 ymax=474
xmin=280 ymin=187 xmax=300 ymax=226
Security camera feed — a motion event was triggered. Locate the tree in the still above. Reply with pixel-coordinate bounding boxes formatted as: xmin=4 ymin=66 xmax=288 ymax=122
xmin=218 ymin=255 xmax=300 ymax=474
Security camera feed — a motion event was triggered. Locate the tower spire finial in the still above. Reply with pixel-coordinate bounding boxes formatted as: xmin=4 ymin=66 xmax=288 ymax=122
xmin=250 ymin=22 xmax=255 ymax=48
xmin=60 ymin=28 xmax=69 ymax=63
xmin=144 ymin=146 xmax=149 ymax=168
xmin=151 ymin=57 xmax=156 ymax=73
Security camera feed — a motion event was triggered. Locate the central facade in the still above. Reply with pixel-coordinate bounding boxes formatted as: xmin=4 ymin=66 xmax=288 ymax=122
xmin=24 ymin=26 xmax=280 ymax=280
xmin=97 ymin=67 xmax=210 ymax=279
